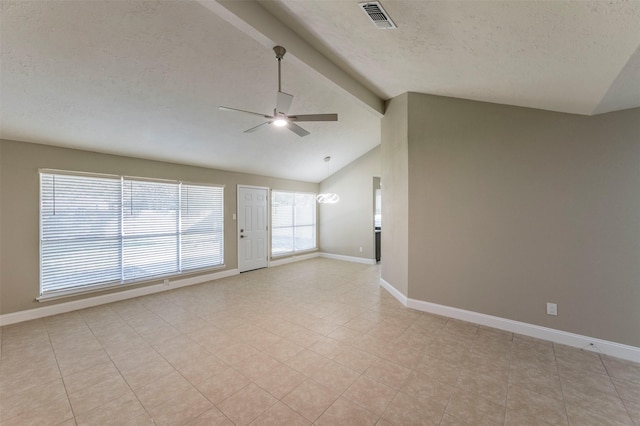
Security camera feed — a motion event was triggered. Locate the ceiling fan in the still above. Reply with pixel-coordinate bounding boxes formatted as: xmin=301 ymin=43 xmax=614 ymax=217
xmin=219 ymin=46 xmax=338 ymax=137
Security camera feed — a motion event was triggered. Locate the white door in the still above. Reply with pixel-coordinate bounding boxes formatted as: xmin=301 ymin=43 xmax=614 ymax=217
xmin=238 ymin=186 xmax=268 ymax=272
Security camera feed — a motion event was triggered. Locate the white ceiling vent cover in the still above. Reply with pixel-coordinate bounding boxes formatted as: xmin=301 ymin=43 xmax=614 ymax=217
xmin=359 ymin=1 xmax=397 ymax=29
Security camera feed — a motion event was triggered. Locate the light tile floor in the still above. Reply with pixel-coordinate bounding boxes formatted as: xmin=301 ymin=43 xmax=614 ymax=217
xmin=1 ymin=258 xmax=639 ymax=425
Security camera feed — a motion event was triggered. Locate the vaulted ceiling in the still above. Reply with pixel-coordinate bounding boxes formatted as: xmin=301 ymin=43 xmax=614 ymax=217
xmin=2 ymin=1 xmax=639 ymax=182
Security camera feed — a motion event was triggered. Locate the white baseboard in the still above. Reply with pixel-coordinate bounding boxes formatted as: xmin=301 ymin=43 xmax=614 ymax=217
xmin=380 ymin=279 xmax=640 ymax=363
xmin=319 ymin=252 xmax=376 ymax=265
xmin=380 ymin=278 xmax=408 ymax=305
xmin=269 ymin=252 xmax=320 ymax=267
xmin=0 ymin=269 xmax=239 ymax=327
xmin=269 ymin=252 xmax=375 ymax=267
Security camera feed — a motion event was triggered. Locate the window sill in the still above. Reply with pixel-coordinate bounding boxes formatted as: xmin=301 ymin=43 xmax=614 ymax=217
xmin=271 ymin=248 xmax=318 ymax=260
xmin=37 ymin=266 xmax=226 ymax=302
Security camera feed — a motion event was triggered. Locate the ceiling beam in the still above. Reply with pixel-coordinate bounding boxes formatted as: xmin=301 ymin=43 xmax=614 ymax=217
xmin=197 ymin=0 xmax=384 ymax=117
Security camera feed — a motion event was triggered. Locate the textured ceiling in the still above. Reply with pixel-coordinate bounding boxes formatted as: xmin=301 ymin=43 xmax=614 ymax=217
xmin=1 ymin=0 xmax=639 ymax=183
xmin=265 ymin=0 xmax=640 ymax=115
xmin=0 ymin=0 xmax=379 ymax=182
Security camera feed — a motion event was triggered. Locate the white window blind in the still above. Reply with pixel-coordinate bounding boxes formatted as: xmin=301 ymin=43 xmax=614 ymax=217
xmin=41 ymin=174 xmax=122 ymax=293
xmin=123 ymin=179 xmax=179 ymax=280
xmin=40 ymin=171 xmax=224 ymax=297
xmin=271 ymin=191 xmax=316 ymax=255
xmin=180 ymin=184 xmax=224 ymax=271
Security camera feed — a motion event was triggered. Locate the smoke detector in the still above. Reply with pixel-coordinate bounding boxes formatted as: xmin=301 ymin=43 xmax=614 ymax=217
xmin=359 ymin=1 xmax=397 ymax=29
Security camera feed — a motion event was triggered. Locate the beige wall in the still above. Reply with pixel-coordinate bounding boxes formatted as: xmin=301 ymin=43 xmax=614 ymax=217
xmin=0 ymin=139 xmax=317 ymax=315
xmin=0 ymin=141 xmax=3 ymax=308
xmin=380 ymin=94 xmax=409 ymax=296
xmin=318 ymin=146 xmax=380 ymax=260
xmin=406 ymin=93 xmax=640 ymax=347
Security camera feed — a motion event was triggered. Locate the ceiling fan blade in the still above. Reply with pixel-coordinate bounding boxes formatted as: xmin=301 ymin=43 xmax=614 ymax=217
xmin=244 ymin=122 xmax=271 ymax=133
xmin=288 ymin=113 xmax=338 ymax=122
xmin=219 ymin=106 xmax=272 ymax=119
xmin=287 ymin=122 xmax=310 ymax=137
xmin=276 ymin=92 xmax=293 ymax=114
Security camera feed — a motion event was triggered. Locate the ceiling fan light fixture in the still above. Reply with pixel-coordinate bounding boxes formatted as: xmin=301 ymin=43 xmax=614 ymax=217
xmin=273 ymin=117 xmax=288 ymax=127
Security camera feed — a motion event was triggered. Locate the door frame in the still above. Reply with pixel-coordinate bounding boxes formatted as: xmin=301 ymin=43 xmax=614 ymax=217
xmin=237 ymin=184 xmax=271 ymax=271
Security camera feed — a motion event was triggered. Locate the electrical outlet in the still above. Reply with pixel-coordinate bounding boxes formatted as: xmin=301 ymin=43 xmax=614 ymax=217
xmin=546 ymin=302 xmax=557 ymax=316
xmin=164 ymin=279 xmax=170 ymax=286
xmin=359 ymin=246 xmax=363 ymax=252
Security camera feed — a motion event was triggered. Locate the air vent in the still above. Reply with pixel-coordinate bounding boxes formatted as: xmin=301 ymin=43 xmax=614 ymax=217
xmin=359 ymin=1 xmax=397 ymax=29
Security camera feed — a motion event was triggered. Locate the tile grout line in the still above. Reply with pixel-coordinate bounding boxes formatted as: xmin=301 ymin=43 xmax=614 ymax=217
xmin=44 ymin=318 xmax=78 ymax=425
xmin=551 ymin=342 xmax=571 ymax=426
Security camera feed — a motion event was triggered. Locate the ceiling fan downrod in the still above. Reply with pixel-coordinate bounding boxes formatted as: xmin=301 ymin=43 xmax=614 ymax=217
xmin=273 ymin=46 xmax=286 ymax=93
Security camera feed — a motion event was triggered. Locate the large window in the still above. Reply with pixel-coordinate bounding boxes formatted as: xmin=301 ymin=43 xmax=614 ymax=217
xmin=40 ymin=171 xmax=223 ymax=297
xmin=271 ymin=191 xmax=316 ymax=256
